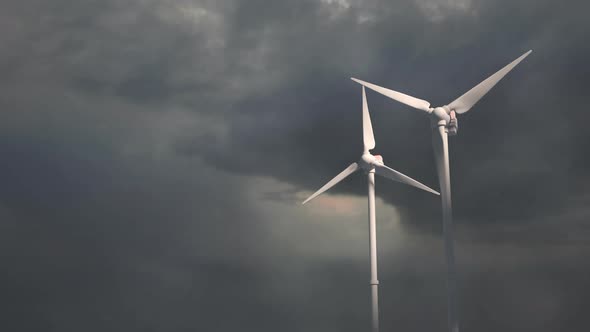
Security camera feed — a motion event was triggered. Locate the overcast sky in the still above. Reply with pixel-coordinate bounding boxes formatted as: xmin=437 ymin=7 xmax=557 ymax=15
xmin=1 ymin=0 xmax=589 ymax=331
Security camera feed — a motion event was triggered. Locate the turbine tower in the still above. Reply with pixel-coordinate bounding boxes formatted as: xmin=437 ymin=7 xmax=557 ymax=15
xmin=351 ymin=50 xmax=532 ymax=332
xmin=302 ymin=87 xmax=440 ymax=332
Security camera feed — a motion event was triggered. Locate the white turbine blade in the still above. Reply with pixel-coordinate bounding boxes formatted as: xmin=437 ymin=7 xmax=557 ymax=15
xmin=374 ymin=164 xmax=439 ymax=195
xmin=432 ymin=126 xmax=459 ymax=332
xmin=351 ymin=77 xmax=431 ymax=112
xmin=448 ymin=50 xmax=532 ymax=114
xmin=362 ymin=87 xmax=376 ymax=151
xmin=302 ymin=163 xmax=359 ymax=205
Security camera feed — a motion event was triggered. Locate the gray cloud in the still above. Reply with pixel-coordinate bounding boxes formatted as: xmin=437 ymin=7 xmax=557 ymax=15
xmin=1 ymin=0 xmax=589 ymax=331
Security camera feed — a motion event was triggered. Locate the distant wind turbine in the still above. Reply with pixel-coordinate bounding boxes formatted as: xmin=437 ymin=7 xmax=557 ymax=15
xmin=352 ymin=50 xmax=532 ymax=332
xmin=302 ymin=87 xmax=439 ymax=332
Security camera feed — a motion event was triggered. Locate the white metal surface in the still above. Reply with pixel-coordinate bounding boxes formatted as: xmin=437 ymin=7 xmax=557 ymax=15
xmin=302 ymin=163 xmax=359 ymax=205
xmin=433 ymin=124 xmax=458 ymax=332
xmin=363 ymin=87 xmax=376 ymax=152
xmin=351 ymin=78 xmax=431 ymax=112
xmin=367 ymin=169 xmax=379 ymax=332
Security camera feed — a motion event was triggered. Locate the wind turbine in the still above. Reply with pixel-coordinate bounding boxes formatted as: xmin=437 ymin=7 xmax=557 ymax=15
xmin=351 ymin=50 xmax=532 ymax=332
xmin=302 ymin=87 xmax=440 ymax=332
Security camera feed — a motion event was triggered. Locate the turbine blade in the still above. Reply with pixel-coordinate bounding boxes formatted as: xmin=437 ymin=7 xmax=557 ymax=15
xmin=448 ymin=50 xmax=532 ymax=114
xmin=362 ymin=87 xmax=376 ymax=151
xmin=374 ymin=164 xmax=439 ymax=195
xmin=302 ymin=163 xmax=360 ymax=205
xmin=351 ymin=78 xmax=431 ymax=112
xmin=432 ymin=126 xmax=459 ymax=332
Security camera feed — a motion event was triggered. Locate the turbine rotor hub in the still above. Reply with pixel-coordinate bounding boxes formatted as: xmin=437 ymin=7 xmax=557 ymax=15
xmin=432 ymin=106 xmax=451 ymax=122
xmin=359 ymin=153 xmax=383 ymax=170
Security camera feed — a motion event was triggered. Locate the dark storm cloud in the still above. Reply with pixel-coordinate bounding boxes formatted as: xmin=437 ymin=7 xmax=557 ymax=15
xmin=184 ymin=0 xmax=590 ymax=226
xmin=1 ymin=0 xmax=590 ymax=331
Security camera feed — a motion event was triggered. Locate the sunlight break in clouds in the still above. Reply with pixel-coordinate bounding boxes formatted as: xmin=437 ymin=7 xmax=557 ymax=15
xmin=242 ymin=175 xmax=405 ymax=260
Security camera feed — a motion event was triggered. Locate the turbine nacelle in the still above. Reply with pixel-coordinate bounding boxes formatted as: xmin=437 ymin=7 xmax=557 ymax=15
xmin=429 ymin=106 xmax=458 ymax=136
xmin=447 ymin=110 xmax=458 ymax=136
xmin=360 ymin=153 xmax=384 ymax=170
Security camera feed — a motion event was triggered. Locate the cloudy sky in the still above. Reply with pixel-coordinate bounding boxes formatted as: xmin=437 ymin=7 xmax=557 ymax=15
xmin=1 ymin=0 xmax=589 ymax=331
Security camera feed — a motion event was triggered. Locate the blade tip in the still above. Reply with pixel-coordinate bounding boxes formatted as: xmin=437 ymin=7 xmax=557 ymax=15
xmin=524 ymin=50 xmax=533 ymax=57
xmin=425 ymin=187 xmax=440 ymax=195
xmin=351 ymin=77 xmax=366 ymax=85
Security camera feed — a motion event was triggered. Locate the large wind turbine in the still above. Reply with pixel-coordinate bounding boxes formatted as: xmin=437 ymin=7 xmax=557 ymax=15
xmin=302 ymin=87 xmax=439 ymax=332
xmin=351 ymin=50 xmax=532 ymax=332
